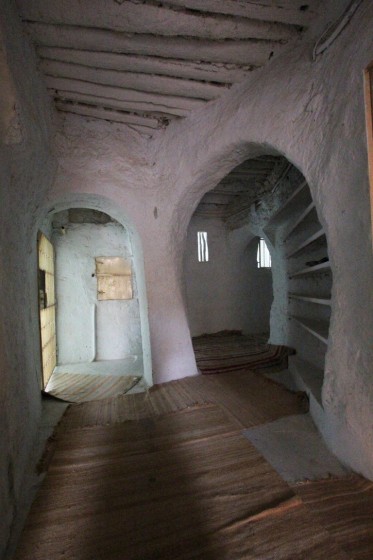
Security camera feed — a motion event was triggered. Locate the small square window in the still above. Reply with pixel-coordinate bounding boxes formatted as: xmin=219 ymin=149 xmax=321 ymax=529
xmin=197 ymin=231 xmax=209 ymax=262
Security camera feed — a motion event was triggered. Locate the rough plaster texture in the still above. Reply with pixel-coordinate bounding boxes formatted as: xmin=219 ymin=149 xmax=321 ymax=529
xmin=47 ymin=114 xmax=197 ymax=384
xmin=52 ymin=221 xmax=142 ymax=366
xmin=2 ymin=2 xmax=373 ymax=556
xmin=150 ymin=2 xmax=373 ymax=477
xmin=184 ymin=215 xmax=272 ymax=336
xmin=0 ymin=2 xmax=57 ymax=556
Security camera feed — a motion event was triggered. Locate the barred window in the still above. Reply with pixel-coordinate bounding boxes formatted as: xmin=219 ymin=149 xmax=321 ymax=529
xmin=197 ymin=231 xmax=209 ymax=262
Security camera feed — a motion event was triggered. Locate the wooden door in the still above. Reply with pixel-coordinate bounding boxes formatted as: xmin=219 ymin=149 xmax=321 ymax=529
xmin=38 ymin=233 xmax=57 ymax=388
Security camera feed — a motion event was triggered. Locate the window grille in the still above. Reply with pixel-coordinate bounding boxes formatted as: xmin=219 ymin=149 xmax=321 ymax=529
xmin=197 ymin=231 xmax=209 ymax=262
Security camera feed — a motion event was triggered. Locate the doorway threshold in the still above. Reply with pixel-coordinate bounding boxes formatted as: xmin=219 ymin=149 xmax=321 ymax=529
xmin=46 ymin=357 xmax=146 ymax=402
xmin=54 ymin=356 xmax=143 ymax=377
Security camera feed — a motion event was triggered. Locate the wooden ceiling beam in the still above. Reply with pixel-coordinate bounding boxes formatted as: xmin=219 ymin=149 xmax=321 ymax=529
xmin=194 ymin=204 xmax=227 ymax=217
xmin=198 ymin=193 xmax=237 ymax=205
xmin=158 ymin=0 xmax=319 ymax=26
xmin=41 ymin=59 xmax=228 ymax=100
xmin=19 ymin=0 xmax=300 ymax=41
xmin=46 ymin=76 xmax=207 ymax=112
xmin=38 ymin=47 xmax=254 ymax=84
xmin=26 ymin=23 xmax=283 ymax=66
xmin=55 ymin=102 xmax=162 ymax=129
xmin=51 ymin=90 xmax=188 ymax=118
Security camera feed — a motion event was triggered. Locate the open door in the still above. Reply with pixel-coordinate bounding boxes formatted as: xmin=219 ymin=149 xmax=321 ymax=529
xmin=38 ymin=232 xmax=56 ymax=388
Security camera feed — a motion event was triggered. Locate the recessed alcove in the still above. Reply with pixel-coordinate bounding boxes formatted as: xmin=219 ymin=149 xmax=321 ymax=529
xmin=37 ymin=207 xmax=151 ymax=401
xmin=185 ymin=155 xmax=332 ymax=418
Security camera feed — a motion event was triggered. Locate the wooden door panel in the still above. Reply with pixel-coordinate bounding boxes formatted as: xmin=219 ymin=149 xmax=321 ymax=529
xmin=38 ymin=233 xmax=56 ymax=388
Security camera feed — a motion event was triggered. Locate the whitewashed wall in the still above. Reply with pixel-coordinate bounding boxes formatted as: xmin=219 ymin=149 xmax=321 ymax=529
xmin=2 ymin=4 xmax=373 ymax=555
xmin=52 ymin=221 xmax=142 ymax=366
xmin=153 ymin=3 xmax=373 ymax=477
xmin=0 ymin=2 xmax=56 ymax=556
xmin=44 ymin=1 xmax=373 ymax=477
xmin=184 ymin=215 xmax=273 ymax=336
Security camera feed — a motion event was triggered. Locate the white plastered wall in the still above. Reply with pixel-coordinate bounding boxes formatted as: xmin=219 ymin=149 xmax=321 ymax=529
xmin=0 ymin=1 xmax=57 ymax=556
xmin=42 ymin=1 xmax=373 ymax=477
xmin=151 ymin=1 xmax=373 ymax=478
xmin=39 ymin=195 xmax=153 ymax=388
xmin=2 ymin=4 xmax=373 ymax=554
xmin=47 ymin=115 xmax=198 ymax=383
xmin=184 ymin=215 xmax=273 ymax=336
xmin=52 ymin=220 xmax=143 ymax=366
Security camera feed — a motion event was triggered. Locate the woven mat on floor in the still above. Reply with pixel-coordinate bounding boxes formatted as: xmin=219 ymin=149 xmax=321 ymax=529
xmin=193 ymin=332 xmax=294 ymax=374
xmin=15 ymin=405 xmax=348 ymax=560
xmin=59 ymin=372 xmax=308 ymax=430
xmin=293 ymin=475 xmax=373 ymax=560
xmin=45 ymin=372 xmax=140 ymax=403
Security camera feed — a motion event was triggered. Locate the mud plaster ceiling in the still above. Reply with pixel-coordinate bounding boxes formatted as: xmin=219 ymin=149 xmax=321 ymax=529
xmin=194 ymin=155 xmax=290 ymax=222
xmin=16 ymin=0 xmax=321 ymax=134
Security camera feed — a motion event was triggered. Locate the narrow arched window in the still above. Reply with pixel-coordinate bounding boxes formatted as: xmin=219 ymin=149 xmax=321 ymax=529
xmin=257 ymin=238 xmax=271 ymax=268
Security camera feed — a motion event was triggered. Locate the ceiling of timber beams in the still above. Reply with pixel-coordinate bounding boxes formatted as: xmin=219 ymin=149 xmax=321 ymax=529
xmin=16 ymin=1 xmax=321 ymax=134
xmin=194 ymin=155 xmax=290 ymax=222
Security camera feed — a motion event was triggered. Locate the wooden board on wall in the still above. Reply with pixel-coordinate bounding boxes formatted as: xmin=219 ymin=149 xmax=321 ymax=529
xmin=95 ymin=256 xmax=133 ymax=300
xmin=38 ymin=233 xmax=57 ymax=388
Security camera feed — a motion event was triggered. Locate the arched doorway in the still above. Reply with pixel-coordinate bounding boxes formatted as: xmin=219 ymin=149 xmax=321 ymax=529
xmin=37 ymin=201 xmax=152 ymax=402
xmin=184 ymin=204 xmax=273 ymax=338
xmin=184 ymin=153 xmax=332 ymax=415
xmin=183 ymin=155 xmax=279 ymax=341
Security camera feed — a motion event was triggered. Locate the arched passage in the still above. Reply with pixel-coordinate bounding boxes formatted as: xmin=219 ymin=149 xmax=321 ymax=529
xmin=182 ymin=152 xmax=332 ymax=424
xmin=34 ymin=195 xmax=153 ymax=398
xmin=183 ymin=156 xmax=275 ymax=338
